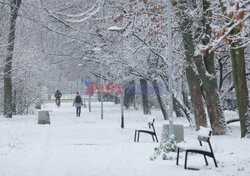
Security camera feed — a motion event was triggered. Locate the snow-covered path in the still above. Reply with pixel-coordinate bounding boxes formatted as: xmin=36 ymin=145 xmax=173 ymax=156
xmin=0 ymin=103 xmax=250 ymax=176
xmin=0 ymin=102 xmax=178 ymax=176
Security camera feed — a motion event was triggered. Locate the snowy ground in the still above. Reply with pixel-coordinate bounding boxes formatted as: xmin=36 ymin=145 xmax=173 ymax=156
xmin=0 ymin=102 xmax=249 ymax=176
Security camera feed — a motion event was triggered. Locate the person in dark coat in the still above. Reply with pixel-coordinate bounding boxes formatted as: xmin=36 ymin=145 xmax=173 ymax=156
xmin=73 ymin=92 xmax=83 ymax=117
xmin=54 ymin=90 xmax=62 ymax=106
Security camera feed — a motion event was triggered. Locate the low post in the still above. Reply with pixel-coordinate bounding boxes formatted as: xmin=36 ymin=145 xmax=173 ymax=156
xmin=38 ymin=111 xmax=50 ymax=125
xmin=101 ymin=61 xmax=103 ymax=119
xmin=89 ymin=94 xmax=91 ymax=112
xmin=161 ymin=124 xmax=184 ymax=143
xmin=34 ymin=98 xmax=42 ymax=109
xmin=83 ymin=86 xmax=86 ymax=108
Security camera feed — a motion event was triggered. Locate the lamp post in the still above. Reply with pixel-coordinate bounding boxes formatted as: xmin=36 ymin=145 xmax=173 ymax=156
xmin=100 ymin=59 xmax=104 ymax=120
xmin=108 ymin=26 xmax=124 ymax=129
xmin=167 ymin=0 xmax=173 ymax=137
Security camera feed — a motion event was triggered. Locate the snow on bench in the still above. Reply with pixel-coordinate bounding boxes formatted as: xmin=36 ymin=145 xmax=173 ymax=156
xmin=176 ymin=126 xmax=218 ymax=169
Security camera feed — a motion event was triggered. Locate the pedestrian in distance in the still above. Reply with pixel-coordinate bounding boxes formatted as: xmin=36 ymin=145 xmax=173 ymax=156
xmin=54 ymin=90 xmax=62 ymax=107
xmin=73 ymin=92 xmax=83 ymax=117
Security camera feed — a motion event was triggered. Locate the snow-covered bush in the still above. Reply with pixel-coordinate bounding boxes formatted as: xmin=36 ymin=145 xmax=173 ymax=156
xmin=150 ymin=135 xmax=177 ymax=161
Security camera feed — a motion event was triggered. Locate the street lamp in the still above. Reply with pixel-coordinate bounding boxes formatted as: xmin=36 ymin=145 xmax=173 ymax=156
xmin=108 ymin=26 xmax=124 ymax=129
xmin=167 ymin=0 xmax=174 ymax=137
xmin=100 ymin=60 xmax=103 ymax=120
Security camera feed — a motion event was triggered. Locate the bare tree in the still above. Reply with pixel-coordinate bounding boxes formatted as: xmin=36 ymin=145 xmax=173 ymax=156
xmin=4 ymin=0 xmax=22 ymax=118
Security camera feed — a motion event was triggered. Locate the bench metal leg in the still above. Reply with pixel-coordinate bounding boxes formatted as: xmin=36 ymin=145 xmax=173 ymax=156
xmin=213 ymin=155 xmax=218 ymax=167
xmin=204 ymin=155 xmax=208 ymax=166
xmin=155 ymin=134 xmax=158 ymax=142
xmin=152 ymin=135 xmax=155 ymax=142
xmin=184 ymin=151 xmax=188 ymax=169
xmin=134 ymin=131 xmax=137 ymax=142
xmin=137 ymin=132 xmax=140 ymax=142
xmin=135 ymin=130 xmax=158 ymax=143
xmin=176 ymin=148 xmax=180 ymax=165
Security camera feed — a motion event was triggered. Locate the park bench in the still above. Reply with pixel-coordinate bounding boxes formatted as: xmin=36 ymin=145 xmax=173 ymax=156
xmin=134 ymin=118 xmax=158 ymax=142
xmin=176 ymin=127 xmax=218 ymax=169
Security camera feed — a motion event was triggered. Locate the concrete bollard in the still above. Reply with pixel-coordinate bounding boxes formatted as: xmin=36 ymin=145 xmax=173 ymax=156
xmin=38 ymin=111 xmax=50 ymax=125
xmin=161 ymin=124 xmax=184 ymax=143
xmin=34 ymin=98 xmax=42 ymax=109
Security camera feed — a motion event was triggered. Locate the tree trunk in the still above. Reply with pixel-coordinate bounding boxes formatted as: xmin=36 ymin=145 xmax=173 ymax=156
xmin=218 ymin=0 xmax=250 ymax=137
xmin=4 ymin=0 xmax=22 ymax=118
xmin=173 ymin=0 xmax=208 ymax=131
xmin=182 ymin=80 xmax=191 ymax=110
xmin=194 ymin=55 xmax=226 ymax=135
xmin=130 ymin=80 xmax=136 ymax=109
xmin=230 ymin=46 xmax=250 ymax=137
xmin=186 ymin=66 xmax=207 ymax=130
xmin=124 ymin=81 xmax=135 ymax=109
xmin=173 ymin=97 xmax=183 ymax=117
xmin=12 ymin=89 xmax=17 ymax=115
xmin=159 ymin=75 xmax=192 ymax=122
xmin=152 ymin=80 xmax=168 ymax=120
xmin=140 ymin=79 xmax=150 ymax=114
xmin=173 ymin=95 xmax=192 ymax=123
xmin=124 ymin=83 xmax=130 ymax=109
xmin=193 ymin=0 xmax=225 ymax=135
xmin=114 ymin=95 xmax=120 ymax=104
xmin=175 ymin=0 xmax=225 ymax=134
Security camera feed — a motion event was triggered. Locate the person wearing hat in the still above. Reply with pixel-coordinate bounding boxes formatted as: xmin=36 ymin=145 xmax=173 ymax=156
xmin=73 ymin=92 xmax=83 ymax=117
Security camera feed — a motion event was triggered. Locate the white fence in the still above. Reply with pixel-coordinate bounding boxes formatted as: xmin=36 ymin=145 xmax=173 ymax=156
xmin=42 ymin=93 xmax=95 ymax=101
xmin=43 ymin=93 xmax=77 ymax=100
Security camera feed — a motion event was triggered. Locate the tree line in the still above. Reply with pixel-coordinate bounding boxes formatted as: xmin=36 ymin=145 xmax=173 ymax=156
xmin=0 ymin=0 xmax=249 ymax=137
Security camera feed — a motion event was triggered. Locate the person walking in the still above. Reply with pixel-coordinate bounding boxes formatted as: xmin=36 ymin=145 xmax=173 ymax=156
xmin=73 ymin=92 xmax=83 ymax=117
xmin=54 ymin=90 xmax=62 ymax=107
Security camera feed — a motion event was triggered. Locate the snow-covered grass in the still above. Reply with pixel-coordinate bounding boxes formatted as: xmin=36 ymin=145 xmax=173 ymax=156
xmin=0 ymin=102 xmax=249 ymax=176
